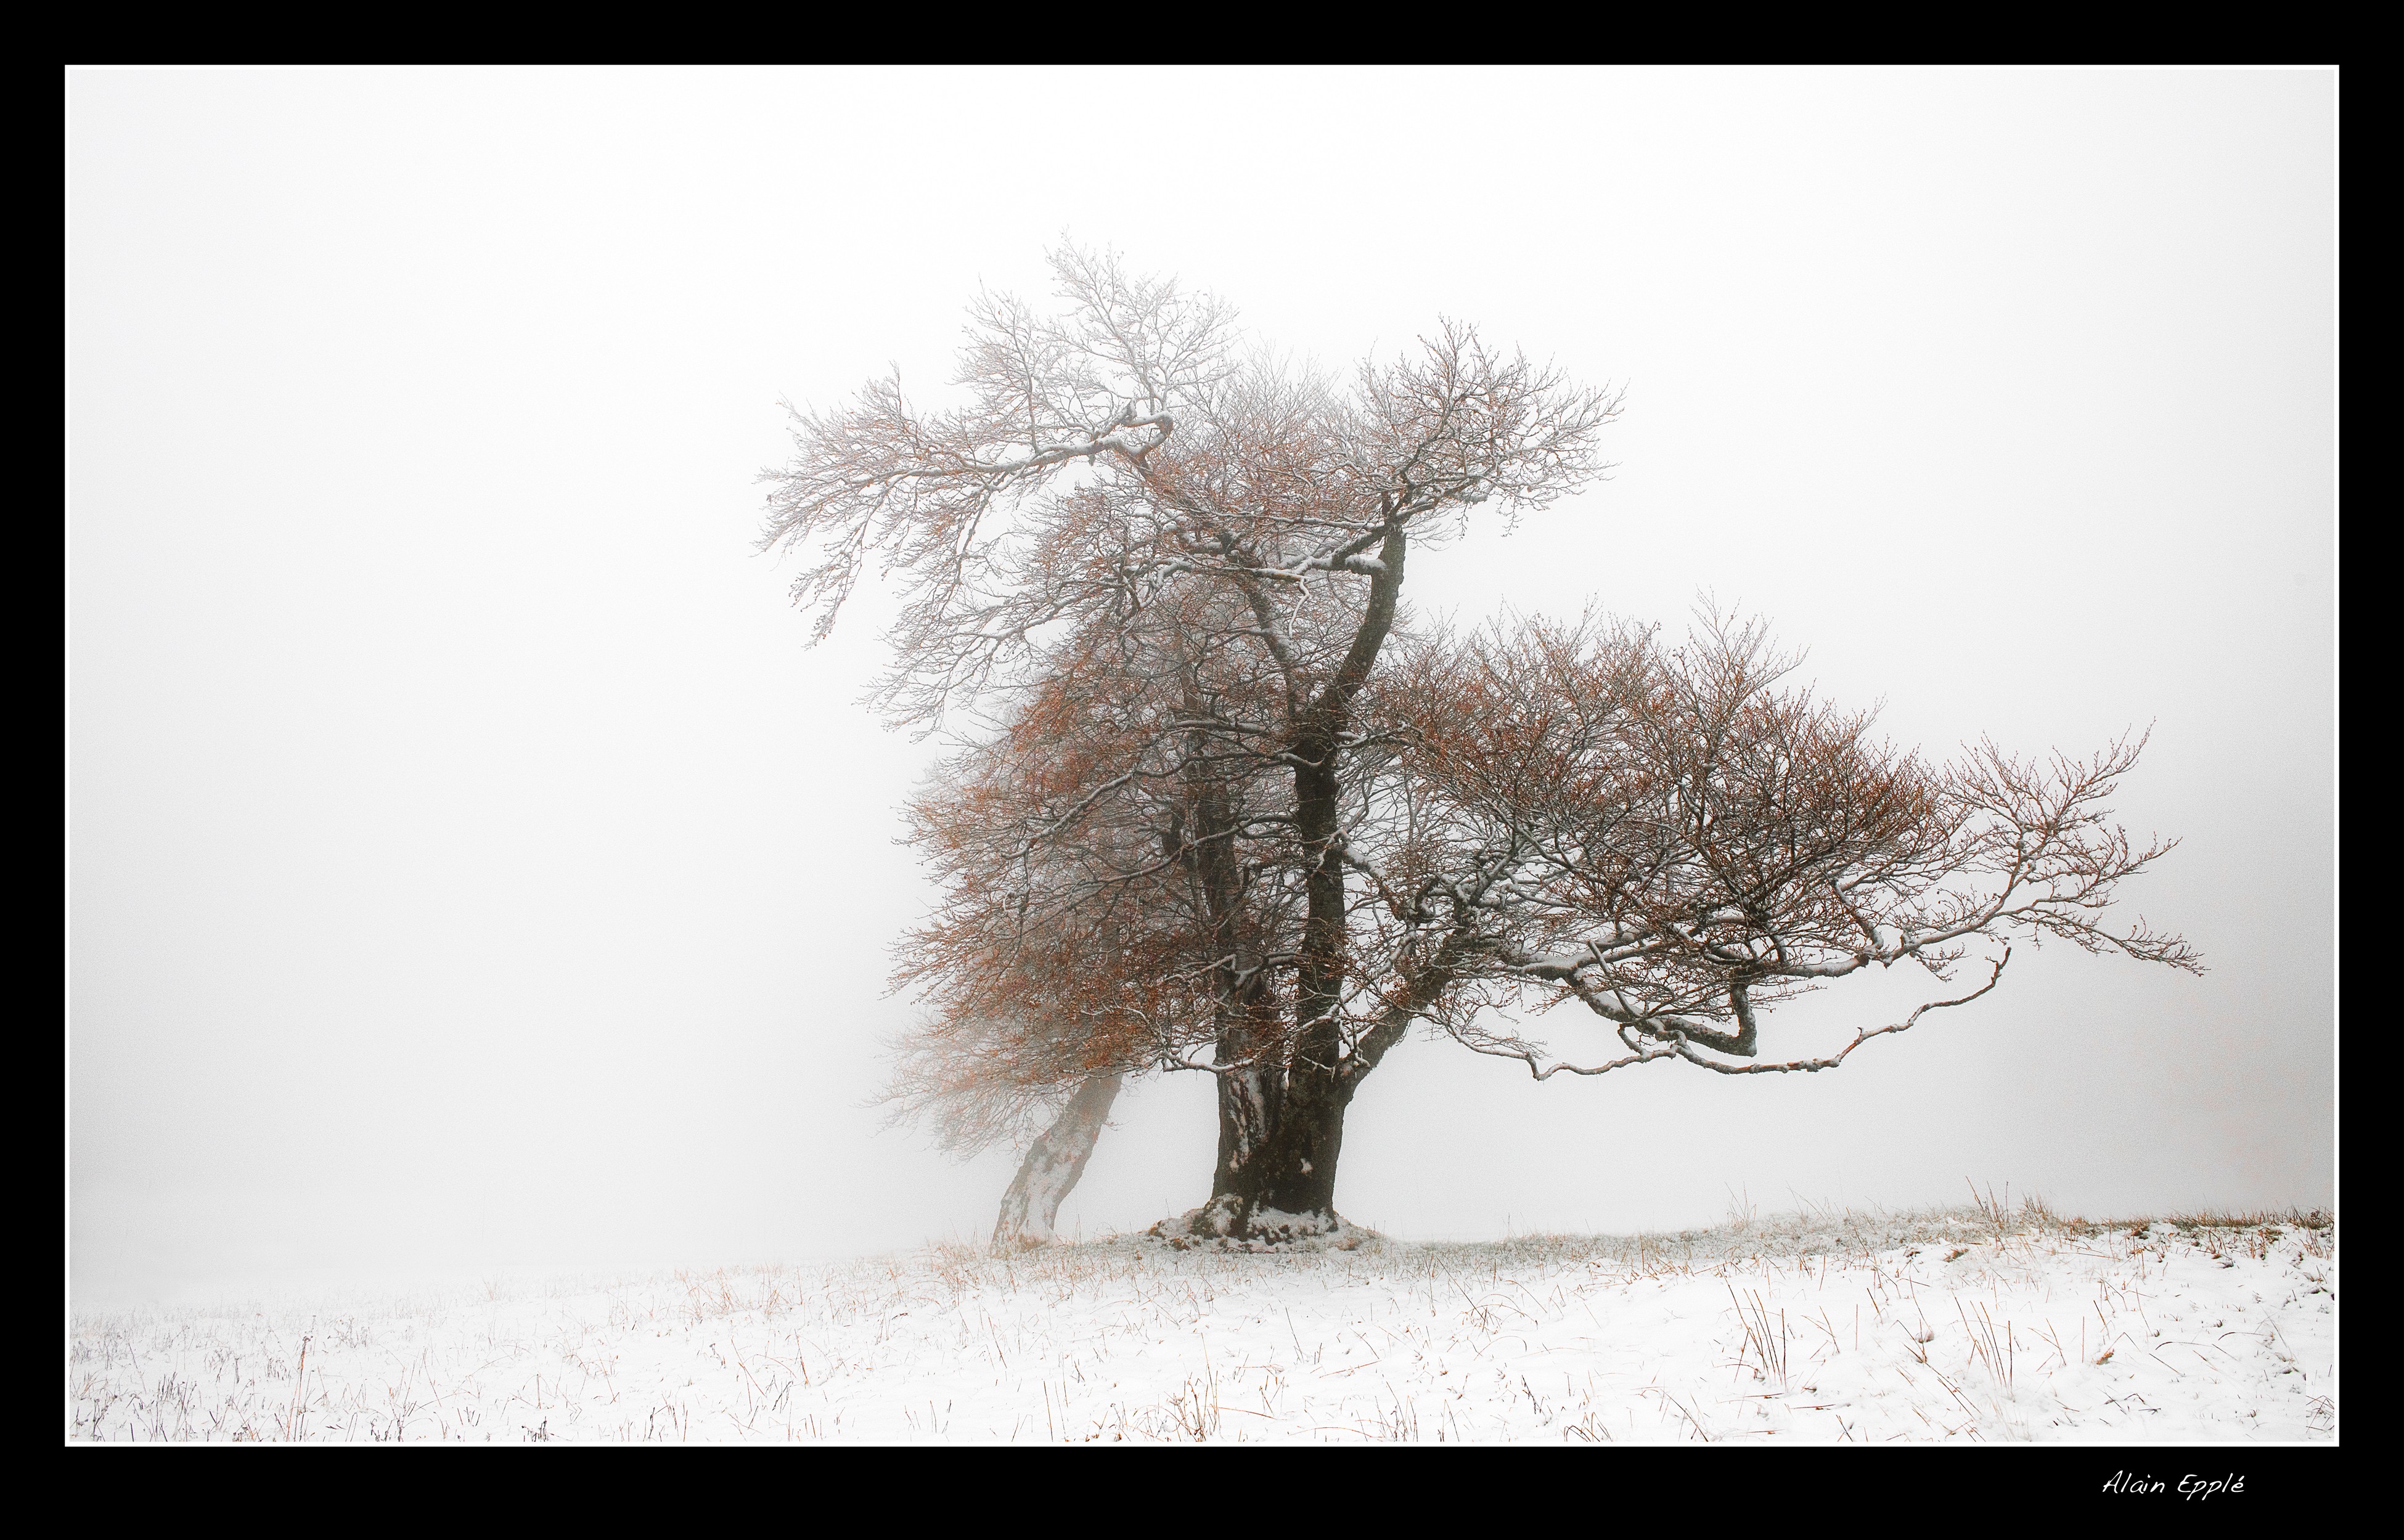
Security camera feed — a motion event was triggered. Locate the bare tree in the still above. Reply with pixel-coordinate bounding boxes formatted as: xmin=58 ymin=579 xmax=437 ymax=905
xmin=768 ymin=243 xmax=1617 ymax=1239
xmin=766 ymin=248 xmax=2194 ymax=1245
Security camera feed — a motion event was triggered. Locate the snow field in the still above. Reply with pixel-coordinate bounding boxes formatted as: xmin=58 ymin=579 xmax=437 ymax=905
xmin=69 ymin=1208 xmax=2333 ymax=1443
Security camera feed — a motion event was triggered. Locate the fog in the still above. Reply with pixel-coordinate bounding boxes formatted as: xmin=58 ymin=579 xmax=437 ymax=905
xmin=67 ymin=68 xmax=2334 ymax=1304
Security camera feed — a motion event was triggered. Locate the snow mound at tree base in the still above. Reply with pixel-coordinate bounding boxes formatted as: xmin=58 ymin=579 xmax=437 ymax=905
xmin=1128 ymin=1200 xmax=1385 ymax=1252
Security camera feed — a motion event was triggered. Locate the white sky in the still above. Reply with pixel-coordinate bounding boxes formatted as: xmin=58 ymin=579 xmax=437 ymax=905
xmin=67 ymin=68 xmax=2336 ymax=1303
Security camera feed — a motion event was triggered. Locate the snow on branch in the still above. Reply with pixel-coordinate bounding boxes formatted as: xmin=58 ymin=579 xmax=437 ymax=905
xmin=1357 ymin=607 xmax=2199 ymax=1087
xmin=759 ymin=243 xmax=1621 ymax=730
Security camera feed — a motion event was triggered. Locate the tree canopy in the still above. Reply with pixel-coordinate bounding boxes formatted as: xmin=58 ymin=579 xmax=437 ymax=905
xmin=762 ymin=245 xmax=2196 ymax=1245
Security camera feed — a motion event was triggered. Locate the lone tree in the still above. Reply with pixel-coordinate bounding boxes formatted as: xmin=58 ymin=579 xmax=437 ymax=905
xmin=764 ymin=246 xmax=2197 ymax=1245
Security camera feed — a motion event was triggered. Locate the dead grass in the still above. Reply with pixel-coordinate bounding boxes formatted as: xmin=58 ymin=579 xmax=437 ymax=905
xmin=69 ymin=1199 xmax=2334 ymax=1443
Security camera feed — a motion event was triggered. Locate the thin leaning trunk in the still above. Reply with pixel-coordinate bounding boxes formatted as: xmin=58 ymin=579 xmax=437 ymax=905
xmin=992 ymin=1072 xmax=1123 ymax=1250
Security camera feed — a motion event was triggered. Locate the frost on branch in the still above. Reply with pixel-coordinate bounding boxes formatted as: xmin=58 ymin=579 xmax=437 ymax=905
xmin=759 ymin=241 xmax=1622 ymax=730
xmin=1369 ymin=609 xmax=2201 ymax=1083
xmin=774 ymin=246 xmax=2191 ymax=1245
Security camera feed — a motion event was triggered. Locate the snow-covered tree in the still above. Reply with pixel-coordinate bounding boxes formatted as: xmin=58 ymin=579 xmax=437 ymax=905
xmin=766 ymin=243 xmax=1616 ymax=1239
xmin=764 ymin=248 xmax=2196 ymax=1245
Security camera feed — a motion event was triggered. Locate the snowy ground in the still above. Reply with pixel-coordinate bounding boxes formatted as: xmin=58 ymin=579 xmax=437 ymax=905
xmin=68 ymin=1207 xmax=2334 ymax=1443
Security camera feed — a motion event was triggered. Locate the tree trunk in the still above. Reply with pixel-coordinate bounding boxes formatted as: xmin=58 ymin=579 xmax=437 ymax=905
xmin=1209 ymin=974 xmax=1283 ymax=1187
xmin=1248 ymin=1045 xmax=1351 ymax=1220
xmin=1231 ymin=526 xmax=1413 ymax=1236
xmin=1176 ymin=726 xmax=1285 ymax=1223
xmin=992 ymin=1072 xmax=1122 ymax=1250
xmin=1247 ymin=929 xmax=1476 ymax=1230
